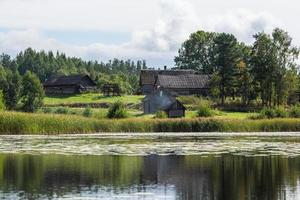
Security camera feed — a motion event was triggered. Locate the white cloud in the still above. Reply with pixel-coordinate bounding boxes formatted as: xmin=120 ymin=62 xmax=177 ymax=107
xmin=0 ymin=0 xmax=285 ymax=67
xmin=205 ymin=9 xmax=278 ymax=43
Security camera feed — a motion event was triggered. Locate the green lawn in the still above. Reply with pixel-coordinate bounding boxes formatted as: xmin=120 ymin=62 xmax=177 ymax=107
xmin=44 ymin=93 xmax=144 ymax=105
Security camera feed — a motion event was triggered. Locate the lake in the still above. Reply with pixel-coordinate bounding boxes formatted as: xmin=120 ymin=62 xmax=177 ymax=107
xmin=0 ymin=134 xmax=300 ymax=200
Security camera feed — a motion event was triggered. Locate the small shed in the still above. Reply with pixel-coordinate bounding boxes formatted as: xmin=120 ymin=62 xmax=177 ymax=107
xmin=165 ymin=100 xmax=186 ymax=118
xmin=143 ymin=89 xmax=185 ymax=118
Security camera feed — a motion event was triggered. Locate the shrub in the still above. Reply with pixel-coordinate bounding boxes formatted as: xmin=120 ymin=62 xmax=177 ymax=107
xmin=154 ymin=111 xmax=168 ymax=119
xmin=107 ymin=101 xmax=128 ymax=119
xmin=83 ymin=107 xmax=93 ymax=117
xmin=197 ymin=105 xmax=214 ymax=117
xmin=41 ymin=107 xmax=53 ymax=113
xmin=258 ymin=107 xmax=288 ymax=119
xmin=54 ymin=107 xmax=69 ymax=115
xmin=289 ymin=105 xmax=300 ymax=118
xmin=178 ymin=96 xmax=213 ymax=110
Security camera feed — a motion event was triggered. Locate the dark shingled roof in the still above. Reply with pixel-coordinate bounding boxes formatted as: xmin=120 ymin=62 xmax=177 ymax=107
xmin=156 ymin=74 xmax=210 ymax=89
xmin=140 ymin=69 xmax=196 ymax=85
xmin=44 ymin=74 xmax=96 ymax=87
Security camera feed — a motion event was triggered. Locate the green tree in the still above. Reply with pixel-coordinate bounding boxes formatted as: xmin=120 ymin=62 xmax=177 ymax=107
xmin=214 ymin=33 xmax=240 ymax=105
xmin=4 ymin=70 xmax=21 ymax=110
xmin=20 ymin=71 xmax=45 ymax=112
xmin=175 ymin=30 xmax=218 ymax=74
xmin=251 ymin=32 xmax=276 ymax=106
xmin=272 ymin=28 xmax=299 ymax=105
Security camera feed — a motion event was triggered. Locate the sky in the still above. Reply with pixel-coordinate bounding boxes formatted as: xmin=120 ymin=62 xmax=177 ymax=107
xmin=0 ymin=0 xmax=299 ymax=67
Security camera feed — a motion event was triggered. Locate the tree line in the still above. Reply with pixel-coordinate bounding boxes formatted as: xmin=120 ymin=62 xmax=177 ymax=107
xmin=175 ymin=28 xmax=300 ymax=106
xmin=0 ymin=48 xmax=148 ymax=112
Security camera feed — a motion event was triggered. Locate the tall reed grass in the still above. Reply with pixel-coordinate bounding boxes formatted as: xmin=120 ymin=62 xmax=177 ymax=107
xmin=1 ymin=111 xmax=300 ymax=134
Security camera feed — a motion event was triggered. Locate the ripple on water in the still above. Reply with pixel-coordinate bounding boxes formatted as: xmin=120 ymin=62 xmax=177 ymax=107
xmin=0 ymin=134 xmax=300 ymax=156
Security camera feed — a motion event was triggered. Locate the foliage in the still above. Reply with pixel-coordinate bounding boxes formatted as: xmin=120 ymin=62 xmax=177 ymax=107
xmin=1 ymin=49 xmax=146 ymax=94
xmin=197 ymin=105 xmax=214 ymax=117
xmin=83 ymin=107 xmax=93 ymax=117
xmin=178 ymin=96 xmax=213 ymax=110
xmin=20 ymin=71 xmax=45 ymax=112
xmin=0 ymin=91 xmax=5 ymax=111
xmin=107 ymin=101 xmax=128 ymax=119
xmin=175 ymin=31 xmax=217 ymax=74
xmin=175 ymin=28 xmax=300 ymax=107
xmin=289 ymin=105 xmax=300 ymax=118
xmin=256 ymin=107 xmax=288 ymax=119
xmin=154 ymin=111 xmax=168 ymax=119
xmin=54 ymin=107 xmax=69 ymax=114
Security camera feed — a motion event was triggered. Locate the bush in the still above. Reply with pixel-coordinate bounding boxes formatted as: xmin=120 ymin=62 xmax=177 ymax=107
xmin=154 ymin=111 xmax=168 ymax=119
xmin=178 ymin=96 xmax=213 ymax=110
xmin=107 ymin=101 xmax=128 ymax=119
xmin=258 ymin=107 xmax=288 ymax=119
xmin=289 ymin=105 xmax=300 ymax=118
xmin=197 ymin=105 xmax=214 ymax=117
xmin=83 ymin=107 xmax=93 ymax=117
xmin=41 ymin=107 xmax=53 ymax=113
xmin=54 ymin=107 xmax=69 ymax=115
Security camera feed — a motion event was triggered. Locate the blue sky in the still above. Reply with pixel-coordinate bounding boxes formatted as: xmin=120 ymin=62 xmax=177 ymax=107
xmin=0 ymin=0 xmax=299 ymax=67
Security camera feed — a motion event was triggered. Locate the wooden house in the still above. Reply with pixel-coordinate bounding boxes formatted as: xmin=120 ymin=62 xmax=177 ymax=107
xmin=140 ymin=68 xmax=196 ymax=95
xmin=43 ymin=74 xmax=97 ymax=95
xmin=140 ymin=68 xmax=210 ymax=96
xmin=155 ymin=74 xmax=210 ymax=96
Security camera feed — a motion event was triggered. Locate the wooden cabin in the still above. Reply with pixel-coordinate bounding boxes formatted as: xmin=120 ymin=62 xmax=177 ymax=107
xmin=140 ymin=68 xmax=210 ymax=96
xmin=43 ymin=74 xmax=97 ymax=95
xmin=155 ymin=74 xmax=210 ymax=96
xmin=140 ymin=68 xmax=196 ymax=95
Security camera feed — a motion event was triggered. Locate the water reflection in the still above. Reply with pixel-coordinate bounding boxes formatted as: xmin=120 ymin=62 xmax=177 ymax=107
xmin=0 ymin=154 xmax=299 ymax=199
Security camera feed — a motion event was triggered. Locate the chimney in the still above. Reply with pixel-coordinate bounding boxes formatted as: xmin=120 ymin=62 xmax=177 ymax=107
xmin=164 ymin=66 xmax=167 ymax=70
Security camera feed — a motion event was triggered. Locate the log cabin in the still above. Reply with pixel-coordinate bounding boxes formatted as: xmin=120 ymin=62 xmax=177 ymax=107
xmin=43 ymin=74 xmax=97 ymax=95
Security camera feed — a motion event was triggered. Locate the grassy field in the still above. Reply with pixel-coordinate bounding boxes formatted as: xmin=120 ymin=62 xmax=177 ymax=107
xmin=44 ymin=93 xmax=144 ymax=106
xmin=43 ymin=93 xmax=256 ymax=120
xmin=1 ymin=111 xmax=300 ymax=134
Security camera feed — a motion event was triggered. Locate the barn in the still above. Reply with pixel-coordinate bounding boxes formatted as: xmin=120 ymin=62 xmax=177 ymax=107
xmin=43 ymin=74 xmax=97 ymax=95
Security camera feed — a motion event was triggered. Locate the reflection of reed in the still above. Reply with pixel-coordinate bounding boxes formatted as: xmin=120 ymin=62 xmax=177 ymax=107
xmin=0 ymin=154 xmax=299 ymax=200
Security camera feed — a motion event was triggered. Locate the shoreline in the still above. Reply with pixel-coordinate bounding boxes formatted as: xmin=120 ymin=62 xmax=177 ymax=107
xmin=1 ymin=132 xmax=300 ymax=139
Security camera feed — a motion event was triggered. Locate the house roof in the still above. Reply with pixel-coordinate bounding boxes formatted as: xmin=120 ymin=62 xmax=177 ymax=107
xmin=156 ymin=74 xmax=210 ymax=89
xmin=44 ymin=74 xmax=96 ymax=87
xmin=140 ymin=69 xmax=196 ymax=85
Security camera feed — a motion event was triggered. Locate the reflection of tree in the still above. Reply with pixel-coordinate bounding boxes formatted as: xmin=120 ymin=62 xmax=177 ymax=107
xmin=0 ymin=154 xmax=299 ymax=200
xmin=0 ymin=154 xmax=143 ymax=198
xmin=181 ymin=155 xmax=300 ymax=200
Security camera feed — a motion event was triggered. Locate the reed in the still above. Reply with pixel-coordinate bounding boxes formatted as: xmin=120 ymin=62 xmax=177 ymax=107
xmin=1 ymin=111 xmax=300 ymax=134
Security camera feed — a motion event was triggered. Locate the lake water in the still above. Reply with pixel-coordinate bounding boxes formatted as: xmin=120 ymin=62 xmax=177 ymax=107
xmin=0 ymin=134 xmax=300 ymax=200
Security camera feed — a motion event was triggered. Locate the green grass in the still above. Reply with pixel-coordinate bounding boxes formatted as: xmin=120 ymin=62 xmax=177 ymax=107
xmin=1 ymin=111 xmax=300 ymax=134
xmin=44 ymin=93 xmax=144 ymax=106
